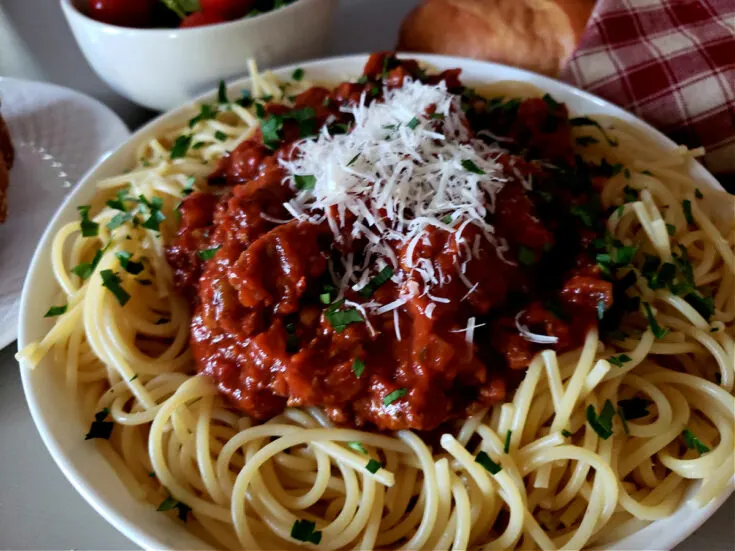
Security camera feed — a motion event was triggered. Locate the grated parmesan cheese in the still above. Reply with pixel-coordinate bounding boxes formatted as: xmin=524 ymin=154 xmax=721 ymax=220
xmin=514 ymin=311 xmax=559 ymax=345
xmin=279 ymin=78 xmax=510 ymax=322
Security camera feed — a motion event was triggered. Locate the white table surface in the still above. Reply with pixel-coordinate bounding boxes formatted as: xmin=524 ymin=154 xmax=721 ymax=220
xmin=0 ymin=1 xmax=733 ymax=549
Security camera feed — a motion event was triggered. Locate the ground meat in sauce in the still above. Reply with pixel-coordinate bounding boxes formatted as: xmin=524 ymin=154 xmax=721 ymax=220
xmin=166 ymin=52 xmax=614 ymax=432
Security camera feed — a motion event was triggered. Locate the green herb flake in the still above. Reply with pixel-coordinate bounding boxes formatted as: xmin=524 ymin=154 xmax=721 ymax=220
xmin=217 ymin=80 xmax=228 ymax=103
xmin=365 ymin=459 xmax=382 ymax=474
xmin=576 ymin=136 xmax=598 ymax=147
xmin=407 ymin=117 xmax=420 ymax=130
xmin=129 ymin=374 xmax=138 ymax=382
xmin=77 ymin=205 xmax=99 ymax=237
xmin=71 ymin=248 xmax=105 ymax=280
xmin=214 ymin=130 xmax=228 ymax=142
xmin=666 ymin=223 xmax=676 ymax=236
xmin=695 ymin=188 xmax=704 ymax=199
xmin=383 ymin=388 xmax=407 ymax=406
xmin=358 ymin=266 xmax=394 ymax=298
xmin=518 ymin=246 xmax=536 ymax=266
xmin=352 ymin=357 xmax=365 ymax=378
xmin=188 ymin=103 xmax=217 ymax=128
xmin=643 ymin=302 xmax=668 ymax=339
xmin=292 ymin=68 xmax=305 ymax=81
xmin=294 ymin=174 xmax=317 ymax=191
xmin=461 ymin=159 xmax=485 ymax=175
xmin=682 ymin=428 xmax=710 ymax=455
xmin=44 ymin=304 xmax=68 ymax=318
xmin=618 ymin=397 xmax=651 ymax=421
xmin=319 ymin=292 xmax=331 ymax=305
xmin=290 ymin=519 xmax=322 ymax=544
xmin=347 ymin=441 xmax=367 ymax=454
xmin=84 ymin=408 xmax=113 ymax=440
xmin=100 ymin=270 xmax=130 ymax=306
xmin=569 ymin=117 xmax=618 ymax=146
xmin=561 ymin=429 xmax=572 ymax=438
xmin=115 ymin=251 xmax=144 ymax=275
xmin=586 ymin=400 xmax=616 ymax=439
xmin=347 ymin=153 xmax=360 ymax=166
xmin=157 ymin=496 xmax=191 ymax=522
xmin=170 ymin=135 xmax=193 ymax=159
xmin=623 ymin=185 xmax=639 ymax=203
xmin=198 ymin=246 xmax=220 ymax=261
xmin=608 ymin=354 xmax=632 ymax=367
xmin=503 ymin=430 xmax=512 ymax=454
xmin=475 ymin=451 xmax=502 ymax=475
xmin=325 ymin=307 xmax=364 ymax=332
xmin=682 ymin=199 xmax=695 ymax=225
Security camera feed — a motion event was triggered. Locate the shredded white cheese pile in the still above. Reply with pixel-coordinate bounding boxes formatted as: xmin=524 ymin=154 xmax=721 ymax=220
xmin=279 ymin=78 xmax=511 ymax=321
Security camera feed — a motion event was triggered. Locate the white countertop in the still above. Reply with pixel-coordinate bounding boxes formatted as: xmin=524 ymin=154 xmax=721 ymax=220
xmin=0 ymin=1 xmax=733 ymax=549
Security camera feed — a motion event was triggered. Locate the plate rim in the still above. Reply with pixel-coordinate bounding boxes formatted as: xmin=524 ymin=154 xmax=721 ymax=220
xmin=16 ymin=52 xmax=733 ymax=551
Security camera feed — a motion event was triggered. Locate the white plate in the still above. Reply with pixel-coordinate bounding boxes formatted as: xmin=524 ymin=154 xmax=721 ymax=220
xmin=0 ymin=77 xmax=129 ymax=349
xmin=16 ymin=54 xmax=734 ymax=550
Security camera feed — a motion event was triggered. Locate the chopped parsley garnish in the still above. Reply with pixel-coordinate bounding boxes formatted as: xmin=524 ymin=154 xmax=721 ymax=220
xmin=503 ymin=430 xmax=512 ymax=454
xmin=623 ymin=185 xmax=639 ymax=203
xmin=642 ymin=170 xmax=653 ymax=176
xmin=155 ymin=318 xmax=169 ymax=325
xmin=682 ymin=429 xmax=710 ymax=455
xmin=294 ymin=174 xmax=316 ymax=190
xmin=138 ymin=195 xmax=165 ymax=231
xmin=695 ymin=188 xmax=703 ymax=199
xmin=561 ymin=429 xmax=572 ymax=438
xmin=157 ymin=496 xmax=192 ymax=522
xmin=570 ymin=204 xmax=597 ymax=227
xmin=214 ymin=130 xmax=228 ymax=142
xmin=115 ymin=251 xmax=144 ymax=275
xmin=682 ymin=199 xmax=694 ymax=225
xmin=347 ymin=441 xmax=367 ymax=454
xmin=77 ymin=205 xmax=99 ymax=237
xmin=285 ymin=323 xmax=299 ymax=353
xmin=407 ymin=117 xmax=420 ymax=130
xmin=685 ymin=293 xmax=715 ymax=321
xmin=365 ymin=459 xmax=382 ymax=474
xmin=198 ymin=246 xmax=220 ymax=260
xmin=72 ymin=248 xmax=105 ymax=280
xmin=347 ymin=153 xmax=360 ymax=166
xmin=475 ymin=451 xmax=502 ymax=475
xmin=542 ymin=93 xmax=560 ymax=109
xmin=624 ymin=168 xmax=631 ymax=179
xmin=107 ymin=212 xmax=133 ymax=230
xmin=441 ymin=215 xmax=453 ymax=224
xmin=106 ymin=189 xmax=132 ymax=211
xmin=642 ymin=302 xmax=668 ymax=338
xmin=217 ymin=80 xmax=228 ymax=103
xmin=85 ymin=408 xmax=113 ymax=440
xmin=518 ymin=246 xmax=536 ymax=266
xmin=182 ymin=176 xmax=196 ymax=196
xmin=461 ymin=159 xmax=485 ymax=175
xmin=258 ymin=109 xmax=283 ymax=149
xmin=325 ymin=304 xmax=364 ymax=332
xmin=170 ymin=135 xmax=193 ymax=159
xmin=188 ymin=103 xmax=217 ymax=128
xmin=129 ymin=374 xmax=138 ymax=382
xmin=237 ymin=89 xmax=253 ymax=108
xmin=430 ymin=113 xmax=445 ymax=120
xmin=319 ymin=292 xmax=331 ymax=304
xmin=607 ymin=354 xmax=632 ymax=367
xmin=666 ymin=223 xmax=677 ymax=236
xmin=291 ymin=519 xmax=322 ymax=544
xmin=569 ymin=117 xmax=618 ymax=146
xmin=352 ymin=357 xmax=365 ymax=378
xmin=358 ymin=266 xmax=394 ymax=298
xmin=586 ymin=400 xmax=616 ymax=439
xmin=575 ymin=136 xmax=598 ymax=147
xmin=618 ymin=397 xmax=650 ymax=421
xmin=100 ymin=270 xmax=130 ymax=306
xmin=44 ymin=304 xmax=68 ymax=318
xmin=383 ymin=388 xmax=407 ymax=406
xmin=292 ymin=68 xmax=304 ymax=81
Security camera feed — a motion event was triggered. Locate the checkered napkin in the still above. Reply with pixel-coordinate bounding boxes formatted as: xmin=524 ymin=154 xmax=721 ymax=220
xmin=561 ymin=0 xmax=735 ymax=187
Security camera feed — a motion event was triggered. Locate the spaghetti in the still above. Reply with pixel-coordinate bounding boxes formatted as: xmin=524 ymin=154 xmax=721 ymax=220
xmin=17 ymin=55 xmax=735 ymax=550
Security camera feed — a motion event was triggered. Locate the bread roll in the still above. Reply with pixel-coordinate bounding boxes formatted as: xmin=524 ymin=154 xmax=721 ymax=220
xmin=398 ymin=0 xmax=596 ymax=76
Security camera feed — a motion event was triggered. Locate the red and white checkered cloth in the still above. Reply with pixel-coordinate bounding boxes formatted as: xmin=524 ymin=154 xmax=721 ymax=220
xmin=561 ymin=0 xmax=735 ymax=186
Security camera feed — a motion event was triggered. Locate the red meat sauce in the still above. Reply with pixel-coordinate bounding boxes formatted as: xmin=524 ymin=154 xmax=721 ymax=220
xmin=166 ymin=52 xmax=614 ymax=432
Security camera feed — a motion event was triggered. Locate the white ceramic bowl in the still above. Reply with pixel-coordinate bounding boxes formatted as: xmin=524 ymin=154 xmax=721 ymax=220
xmin=60 ymin=0 xmax=338 ymax=112
xmin=18 ymin=54 xmax=734 ymax=550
